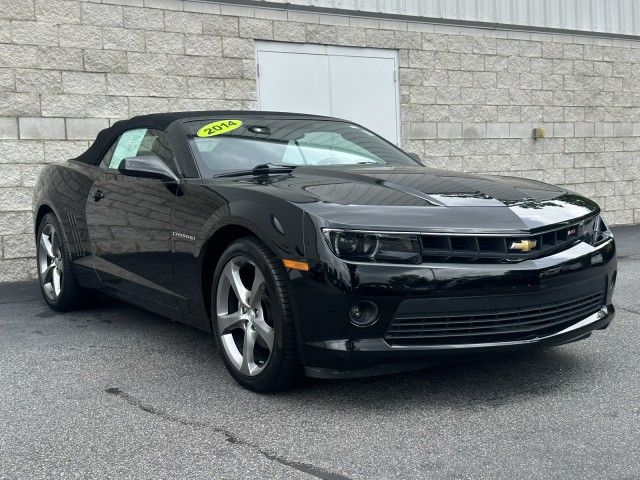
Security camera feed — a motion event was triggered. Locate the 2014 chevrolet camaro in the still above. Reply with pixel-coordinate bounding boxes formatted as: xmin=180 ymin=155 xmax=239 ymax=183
xmin=33 ymin=111 xmax=617 ymax=392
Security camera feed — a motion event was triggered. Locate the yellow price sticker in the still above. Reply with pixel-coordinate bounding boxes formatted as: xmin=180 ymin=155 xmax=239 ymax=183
xmin=196 ymin=119 xmax=243 ymax=137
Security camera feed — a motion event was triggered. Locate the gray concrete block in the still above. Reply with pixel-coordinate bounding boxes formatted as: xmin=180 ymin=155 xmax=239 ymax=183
xmin=18 ymin=117 xmax=65 ymax=140
xmin=66 ymin=118 xmax=109 ymax=140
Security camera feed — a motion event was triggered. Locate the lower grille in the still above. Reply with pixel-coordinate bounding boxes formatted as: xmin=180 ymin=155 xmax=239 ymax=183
xmin=385 ymin=289 xmax=605 ymax=346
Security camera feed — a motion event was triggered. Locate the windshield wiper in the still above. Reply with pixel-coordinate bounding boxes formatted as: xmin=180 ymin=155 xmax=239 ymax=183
xmin=213 ymin=163 xmax=297 ymax=178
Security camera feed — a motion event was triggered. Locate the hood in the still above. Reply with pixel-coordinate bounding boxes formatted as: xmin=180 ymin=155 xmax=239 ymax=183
xmin=224 ymin=166 xmax=600 ymax=234
xmin=291 ymin=166 xmax=565 ymax=207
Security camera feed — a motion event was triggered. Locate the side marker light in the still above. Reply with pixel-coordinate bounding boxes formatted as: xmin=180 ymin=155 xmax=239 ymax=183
xmin=282 ymin=259 xmax=310 ymax=271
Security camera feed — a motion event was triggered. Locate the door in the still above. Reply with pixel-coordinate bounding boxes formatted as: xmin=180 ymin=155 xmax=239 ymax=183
xmin=256 ymin=42 xmax=400 ymax=144
xmin=85 ymin=128 xmax=178 ymax=305
xmin=256 ymin=49 xmax=331 ymax=116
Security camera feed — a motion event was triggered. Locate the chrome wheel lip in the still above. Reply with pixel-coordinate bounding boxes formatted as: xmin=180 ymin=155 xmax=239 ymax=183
xmin=216 ymin=256 xmax=275 ymax=377
xmin=38 ymin=223 xmax=63 ymax=301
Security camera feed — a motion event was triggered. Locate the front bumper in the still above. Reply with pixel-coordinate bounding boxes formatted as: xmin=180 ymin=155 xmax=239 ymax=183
xmin=288 ymin=238 xmax=617 ymax=379
xmin=304 ymin=305 xmax=614 ymax=378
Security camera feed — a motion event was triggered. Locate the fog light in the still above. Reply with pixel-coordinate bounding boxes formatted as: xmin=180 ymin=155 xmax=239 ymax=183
xmin=349 ymin=301 xmax=378 ymax=327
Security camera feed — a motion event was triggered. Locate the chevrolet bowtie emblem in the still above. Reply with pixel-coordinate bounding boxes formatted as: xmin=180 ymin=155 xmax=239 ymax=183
xmin=510 ymin=239 xmax=537 ymax=252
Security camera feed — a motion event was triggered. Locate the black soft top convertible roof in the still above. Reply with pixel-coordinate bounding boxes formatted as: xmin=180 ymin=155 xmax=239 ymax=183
xmin=72 ymin=110 xmax=338 ymax=165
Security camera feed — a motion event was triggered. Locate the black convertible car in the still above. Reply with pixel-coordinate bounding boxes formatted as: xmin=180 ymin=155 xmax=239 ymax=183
xmin=33 ymin=111 xmax=616 ymax=391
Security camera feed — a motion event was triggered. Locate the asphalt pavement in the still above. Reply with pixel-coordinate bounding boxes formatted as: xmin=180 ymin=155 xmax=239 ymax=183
xmin=0 ymin=226 xmax=639 ymax=479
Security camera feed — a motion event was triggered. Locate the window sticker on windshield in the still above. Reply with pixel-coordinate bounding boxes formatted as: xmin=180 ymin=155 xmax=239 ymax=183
xmin=197 ymin=120 xmax=243 ymax=138
xmin=110 ymin=128 xmax=147 ymax=169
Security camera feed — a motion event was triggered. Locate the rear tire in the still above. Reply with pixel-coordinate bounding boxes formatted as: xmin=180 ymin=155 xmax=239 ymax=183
xmin=36 ymin=213 xmax=93 ymax=311
xmin=212 ymin=237 xmax=302 ymax=392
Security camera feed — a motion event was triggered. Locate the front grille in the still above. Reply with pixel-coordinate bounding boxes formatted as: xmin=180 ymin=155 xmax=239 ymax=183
xmin=385 ymin=288 xmax=605 ymax=347
xmin=420 ymin=216 xmax=597 ymax=263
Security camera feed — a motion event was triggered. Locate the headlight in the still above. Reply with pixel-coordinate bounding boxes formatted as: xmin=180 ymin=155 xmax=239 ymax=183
xmin=322 ymin=229 xmax=421 ymax=264
xmin=591 ymin=215 xmax=613 ymax=245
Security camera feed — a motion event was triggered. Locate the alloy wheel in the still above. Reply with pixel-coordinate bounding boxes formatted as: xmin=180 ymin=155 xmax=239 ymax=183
xmin=38 ymin=223 xmax=64 ymax=301
xmin=216 ymin=256 xmax=275 ymax=376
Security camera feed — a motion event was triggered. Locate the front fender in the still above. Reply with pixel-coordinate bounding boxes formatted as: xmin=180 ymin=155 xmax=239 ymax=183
xmin=171 ymin=181 xmax=307 ymax=323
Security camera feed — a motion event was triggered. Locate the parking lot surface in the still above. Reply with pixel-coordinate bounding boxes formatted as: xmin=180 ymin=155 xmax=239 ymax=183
xmin=1 ymin=229 xmax=639 ymax=479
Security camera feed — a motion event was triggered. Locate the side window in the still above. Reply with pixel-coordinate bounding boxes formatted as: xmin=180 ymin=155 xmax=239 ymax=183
xmin=99 ymin=128 xmax=174 ymax=171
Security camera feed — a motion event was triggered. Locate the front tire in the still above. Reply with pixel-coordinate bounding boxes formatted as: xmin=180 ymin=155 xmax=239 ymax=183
xmin=212 ymin=237 xmax=301 ymax=392
xmin=36 ymin=213 xmax=92 ymax=311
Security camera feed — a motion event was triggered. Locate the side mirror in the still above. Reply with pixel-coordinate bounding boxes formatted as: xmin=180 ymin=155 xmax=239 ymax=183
xmin=407 ymin=152 xmax=421 ymax=163
xmin=118 ymin=155 xmax=179 ymax=183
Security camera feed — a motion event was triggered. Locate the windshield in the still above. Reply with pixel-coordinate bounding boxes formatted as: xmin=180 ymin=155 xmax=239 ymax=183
xmin=184 ymin=117 xmax=419 ymax=177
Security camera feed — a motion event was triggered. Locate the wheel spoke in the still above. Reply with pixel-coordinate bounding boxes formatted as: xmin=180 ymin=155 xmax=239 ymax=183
xmin=51 ymin=229 xmax=61 ymax=258
xmin=223 ymin=261 xmax=250 ymax=307
xmin=217 ymin=311 xmax=246 ymax=335
xmin=248 ymin=268 xmax=265 ymax=309
xmin=38 ymin=240 xmax=50 ymax=263
xmin=41 ymin=232 xmax=54 ymax=258
xmin=41 ymin=262 xmax=55 ymax=283
xmin=240 ymin=328 xmax=258 ymax=375
xmin=52 ymin=268 xmax=62 ymax=297
xmin=253 ymin=314 xmax=274 ymax=351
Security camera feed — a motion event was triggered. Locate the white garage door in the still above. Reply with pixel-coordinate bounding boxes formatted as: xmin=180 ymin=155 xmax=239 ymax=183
xmin=256 ymin=42 xmax=400 ymax=145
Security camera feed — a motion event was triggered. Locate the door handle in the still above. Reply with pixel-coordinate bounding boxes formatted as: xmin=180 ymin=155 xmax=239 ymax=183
xmin=92 ymin=189 xmax=105 ymax=201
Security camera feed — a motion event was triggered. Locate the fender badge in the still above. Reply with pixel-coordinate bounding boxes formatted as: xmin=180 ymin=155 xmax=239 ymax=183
xmin=172 ymin=231 xmax=196 ymax=241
